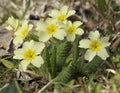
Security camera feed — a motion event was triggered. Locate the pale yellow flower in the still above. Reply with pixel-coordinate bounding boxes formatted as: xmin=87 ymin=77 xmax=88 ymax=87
xmin=13 ymin=40 xmax=45 ymax=72
xmin=49 ymin=6 xmax=75 ymax=23
xmin=13 ymin=20 xmax=33 ymax=45
xmin=6 ymin=16 xmax=19 ymax=31
xmin=64 ymin=21 xmax=84 ymax=41
xmin=36 ymin=18 xmax=66 ymax=42
xmin=79 ymin=30 xmax=110 ymax=61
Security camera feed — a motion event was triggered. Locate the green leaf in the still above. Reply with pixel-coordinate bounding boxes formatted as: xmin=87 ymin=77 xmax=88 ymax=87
xmin=56 ymin=41 xmax=72 ymax=71
xmin=97 ymin=0 xmax=107 ymax=12
xmin=21 ymin=0 xmax=31 ymax=19
xmin=43 ymin=42 xmax=72 ymax=79
xmin=83 ymin=56 xmax=104 ymax=75
xmin=42 ymin=45 xmax=57 ymax=78
xmin=1 ymin=80 xmax=23 ymax=93
xmin=112 ymin=55 xmax=120 ymax=62
xmin=72 ymin=37 xmax=81 ymax=62
xmin=67 ymin=80 xmax=74 ymax=87
xmin=55 ymin=57 xmax=84 ymax=83
xmin=72 ymin=57 xmax=84 ymax=75
xmin=50 ymin=45 xmax=57 ymax=78
xmin=95 ymin=84 xmax=101 ymax=93
xmin=42 ymin=46 xmax=51 ymax=73
xmin=0 ymin=82 xmax=4 ymax=88
xmin=55 ymin=66 xmax=74 ymax=83
xmin=0 ymin=59 xmax=14 ymax=69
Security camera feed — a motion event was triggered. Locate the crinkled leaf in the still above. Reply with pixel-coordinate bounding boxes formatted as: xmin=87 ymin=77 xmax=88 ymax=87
xmin=56 ymin=41 xmax=72 ymax=71
xmin=83 ymin=56 xmax=104 ymax=75
xmin=50 ymin=45 xmax=57 ymax=78
xmin=55 ymin=57 xmax=85 ymax=83
xmin=55 ymin=66 xmax=74 ymax=83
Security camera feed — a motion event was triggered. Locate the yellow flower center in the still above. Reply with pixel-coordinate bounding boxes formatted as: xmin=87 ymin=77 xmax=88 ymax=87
xmin=24 ymin=49 xmax=36 ymax=62
xmin=58 ymin=14 xmax=67 ymax=22
xmin=46 ymin=23 xmax=58 ymax=34
xmin=21 ymin=28 xmax=29 ymax=38
xmin=89 ymin=40 xmax=102 ymax=52
xmin=67 ymin=26 xmax=77 ymax=34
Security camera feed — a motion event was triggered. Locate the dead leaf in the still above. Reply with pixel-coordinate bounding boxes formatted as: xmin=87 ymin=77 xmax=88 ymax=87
xmin=85 ymin=20 xmax=96 ymax=30
xmin=0 ymin=25 xmax=13 ymax=56
xmin=110 ymin=33 xmax=120 ymax=52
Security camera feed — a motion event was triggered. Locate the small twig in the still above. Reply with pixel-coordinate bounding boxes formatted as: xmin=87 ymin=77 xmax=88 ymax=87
xmin=37 ymin=79 xmax=54 ymax=93
xmin=26 ymin=70 xmax=39 ymax=77
xmin=0 ymin=83 xmax=9 ymax=91
xmin=104 ymin=60 xmax=116 ymax=70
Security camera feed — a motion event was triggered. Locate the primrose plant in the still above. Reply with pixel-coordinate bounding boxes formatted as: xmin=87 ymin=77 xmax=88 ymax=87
xmin=79 ymin=31 xmax=110 ymax=61
xmin=6 ymin=5 xmax=110 ymax=83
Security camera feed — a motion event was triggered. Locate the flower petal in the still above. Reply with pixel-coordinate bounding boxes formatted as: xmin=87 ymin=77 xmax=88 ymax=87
xmin=36 ymin=21 xmax=47 ymax=31
xmin=67 ymin=10 xmax=76 ymax=17
xmin=33 ymin=42 xmax=45 ymax=54
xmin=6 ymin=26 xmax=13 ymax=31
xmin=73 ymin=21 xmax=82 ymax=27
xmin=100 ymin=37 xmax=110 ymax=47
xmin=97 ymin=48 xmax=109 ymax=60
xmin=61 ymin=6 xmax=68 ymax=14
xmin=46 ymin=18 xmax=57 ymax=24
xmin=89 ymin=30 xmax=100 ymax=40
xmin=13 ymin=49 xmax=25 ymax=59
xmin=23 ymin=40 xmax=34 ymax=49
xmin=67 ymin=21 xmax=72 ymax=26
xmin=76 ymin=28 xmax=84 ymax=35
xmin=85 ymin=49 xmax=96 ymax=61
xmin=49 ymin=10 xmax=59 ymax=17
xmin=66 ymin=34 xmax=75 ymax=41
xmin=21 ymin=20 xmax=28 ymax=28
xmin=79 ymin=39 xmax=91 ymax=48
xmin=53 ymin=30 xmax=66 ymax=40
xmin=31 ymin=56 xmax=44 ymax=67
xmin=14 ymin=28 xmax=21 ymax=35
xmin=19 ymin=60 xmax=30 ymax=72
xmin=6 ymin=16 xmax=19 ymax=31
xmin=38 ymin=31 xmax=51 ymax=42
xmin=13 ymin=36 xmax=23 ymax=45
xmin=28 ymin=24 xmax=33 ymax=31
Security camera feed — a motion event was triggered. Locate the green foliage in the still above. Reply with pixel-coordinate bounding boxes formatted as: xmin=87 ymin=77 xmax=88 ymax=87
xmin=54 ymin=80 xmax=74 ymax=93
xmin=42 ymin=46 xmax=51 ymax=76
xmin=53 ymin=38 xmax=84 ymax=83
xmin=55 ymin=66 xmax=74 ymax=83
xmin=54 ymin=56 xmax=104 ymax=83
xmin=43 ymin=41 xmax=73 ymax=79
xmin=83 ymin=56 xmax=104 ymax=75
xmin=0 ymin=59 xmax=18 ymax=78
xmin=0 ymin=59 xmax=14 ymax=69
xmin=54 ymin=57 xmax=84 ymax=83
xmin=112 ymin=55 xmax=120 ymax=69
xmin=50 ymin=45 xmax=57 ymax=78
xmin=1 ymin=80 xmax=24 ymax=93
xmin=56 ymin=41 xmax=72 ymax=70
xmin=97 ymin=0 xmax=107 ymax=13
xmin=21 ymin=0 xmax=31 ymax=19
xmin=1 ymin=0 xmax=120 ymax=92
xmin=43 ymin=45 xmax=57 ymax=79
